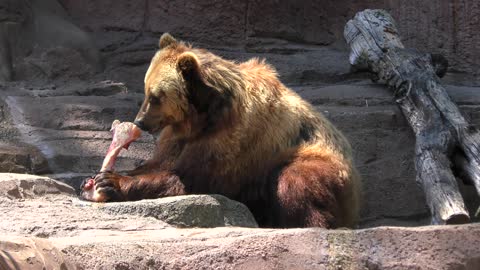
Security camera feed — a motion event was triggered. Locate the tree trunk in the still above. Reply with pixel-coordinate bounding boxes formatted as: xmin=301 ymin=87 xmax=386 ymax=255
xmin=344 ymin=9 xmax=478 ymax=224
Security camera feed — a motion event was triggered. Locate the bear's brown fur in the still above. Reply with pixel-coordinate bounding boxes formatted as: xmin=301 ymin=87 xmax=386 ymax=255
xmin=86 ymin=33 xmax=361 ymax=228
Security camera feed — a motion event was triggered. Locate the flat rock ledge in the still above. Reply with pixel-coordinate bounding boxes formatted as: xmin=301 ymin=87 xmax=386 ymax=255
xmin=2 ymin=225 xmax=480 ymax=270
xmin=90 ymin=194 xmax=258 ymax=228
xmin=1 ymin=173 xmax=480 ymax=270
xmin=0 ymin=173 xmax=258 ymax=235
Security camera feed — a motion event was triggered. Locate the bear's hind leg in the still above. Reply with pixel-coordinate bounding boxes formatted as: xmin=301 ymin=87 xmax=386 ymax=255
xmin=272 ymin=147 xmax=359 ymax=228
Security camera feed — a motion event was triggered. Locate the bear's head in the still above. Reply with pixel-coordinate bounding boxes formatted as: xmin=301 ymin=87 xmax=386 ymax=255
xmin=134 ymin=33 xmax=239 ymax=138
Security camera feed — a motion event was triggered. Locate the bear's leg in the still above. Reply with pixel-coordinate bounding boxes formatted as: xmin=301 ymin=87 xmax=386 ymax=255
xmin=272 ymin=147 xmax=359 ymax=228
xmin=81 ymin=171 xmax=186 ymax=202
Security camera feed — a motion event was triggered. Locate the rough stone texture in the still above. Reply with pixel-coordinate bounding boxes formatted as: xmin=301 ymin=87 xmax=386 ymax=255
xmin=16 ymin=47 xmax=97 ymax=81
xmin=58 ymin=225 xmax=480 ymax=270
xmin=57 ymin=0 xmax=146 ymax=32
xmin=0 ymin=142 xmax=50 ymax=174
xmin=0 ymin=0 xmax=102 ymax=82
xmin=3 ymin=78 xmax=480 ymax=227
xmin=59 ymin=0 xmax=480 ymax=80
xmin=3 ymin=226 xmax=480 ymax=269
xmin=0 ymin=173 xmax=75 ymax=199
xmin=0 ymin=236 xmax=74 ymax=270
xmin=146 ymin=1 xmax=247 ymax=44
xmin=250 ymin=0 xmax=480 ymax=78
xmin=0 ymin=174 xmax=256 ymax=237
xmin=246 ymin=1 xmax=339 ymax=45
xmin=0 ymin=1 xmax=479 ymax=268
xmin=98 ymin=194 xmax=258 ymax=228
xmin=101 ymin=41 xmax=358 ymax=94
xmin=1 ymin=80 xmax=152 ymax=178
xmin=1 ymin=175 xmax=479 ymax=270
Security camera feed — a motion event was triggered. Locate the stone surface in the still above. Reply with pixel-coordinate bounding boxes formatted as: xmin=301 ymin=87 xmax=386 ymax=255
xmin=7 ymin=95 xmax=137 ymax=130
xmin=0 ymin=142 xmax=50 ymax=174
xmin=59 ymin=0 xmax=480 ymax=80
xmin=59 ymin=225 xmax=480 ymax=270
xmin=99 ymin=39 xmax=356 ymax=92
xmin=0 ymin=174 xmax=256 ymax=238
xmin=2 ymin=225 xmax=480 ymax=269
xmin=2 ymin=79 xmax=480 ymax=227
xmin=0 ymin=1 xmax=479 ymax=268
xmin=0 ymin=173 xmax=478 ymax=269
xmin=17 ymin=47 xmax=96 ymax=81
xmin=98 ymin=194 xmax=258 ymax=228
xmin=0 ymin=0 xmax=103 ymax=82
xmin=0 ymin=236 xmax=73 ymax=270
xmin=0 ymin=173 xmax=75 ymax=199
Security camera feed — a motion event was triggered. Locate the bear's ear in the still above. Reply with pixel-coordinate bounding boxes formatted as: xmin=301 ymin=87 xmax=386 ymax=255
xmin=177 ymin=52 xmax=200 ymax=78
xmin=159 ymin=33 xmax=178 ymax=49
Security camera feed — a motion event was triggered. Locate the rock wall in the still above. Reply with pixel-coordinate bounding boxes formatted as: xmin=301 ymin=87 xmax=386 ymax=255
xmin=0 ymin=0 xmax=478 ymax=229
xmin=58 ymin=0 xmax=480 ymax=77
xmin=1 ymin=174 xmax=479 ymax=270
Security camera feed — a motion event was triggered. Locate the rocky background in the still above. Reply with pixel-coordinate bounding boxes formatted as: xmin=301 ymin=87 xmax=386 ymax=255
xmin=0 ymin=0 xmax=480 ymax=269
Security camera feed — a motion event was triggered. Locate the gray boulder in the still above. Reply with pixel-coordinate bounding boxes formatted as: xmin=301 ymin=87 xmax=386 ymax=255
xmin=0 ymin=173 xmax=258 ymax=231
xmin=0 ymin=173 xmax=75 ymax=199
xmin=89 ymin=194 xmax=259 ymax=228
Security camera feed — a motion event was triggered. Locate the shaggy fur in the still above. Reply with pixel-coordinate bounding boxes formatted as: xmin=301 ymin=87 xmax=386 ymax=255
xmin=88 ymin=33 xmax=361 ymax=228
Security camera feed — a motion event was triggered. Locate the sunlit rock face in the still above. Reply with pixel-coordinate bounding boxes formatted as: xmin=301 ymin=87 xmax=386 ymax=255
xmin=0 ymin=0 xmax=479 ymax=227
xmin=1 ymin=174 xmax=479 ymax=269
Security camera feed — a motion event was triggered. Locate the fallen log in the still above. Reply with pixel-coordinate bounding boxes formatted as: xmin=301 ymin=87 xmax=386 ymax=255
xmin=344 ymin=9 xmax=479 ymax=224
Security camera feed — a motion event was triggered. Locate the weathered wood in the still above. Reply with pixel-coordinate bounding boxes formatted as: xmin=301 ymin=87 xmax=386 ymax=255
xmin=454 ymin=153 xmax=480 ymax=196
xmin=344 ymin=9 xmax=477 ymax=225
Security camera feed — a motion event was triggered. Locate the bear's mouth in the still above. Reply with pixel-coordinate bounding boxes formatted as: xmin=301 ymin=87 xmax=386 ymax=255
xmin=150 ymin=128 xmax=162 ymax=136
xmin=135 ymin=118 xmax=165 ymax=135
xmin=148 ymin=122 xmax=166 ymax=136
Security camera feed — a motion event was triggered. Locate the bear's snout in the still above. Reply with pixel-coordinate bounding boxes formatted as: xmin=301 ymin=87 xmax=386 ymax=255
xmin=133 ymin=119 xmax=146 ymax=131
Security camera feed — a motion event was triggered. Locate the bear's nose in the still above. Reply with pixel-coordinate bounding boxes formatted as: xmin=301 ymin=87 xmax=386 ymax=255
xmin=133 ymin=119 xmax=146 ymax=131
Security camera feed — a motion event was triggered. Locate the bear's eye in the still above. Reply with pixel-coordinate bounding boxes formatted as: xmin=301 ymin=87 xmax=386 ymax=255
xmin=149 ymin=95 xmax=161 ymax=105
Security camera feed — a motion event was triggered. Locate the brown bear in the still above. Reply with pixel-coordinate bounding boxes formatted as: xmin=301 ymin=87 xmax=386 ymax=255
xmin=82 ymin=33 xmax=361 ymax=228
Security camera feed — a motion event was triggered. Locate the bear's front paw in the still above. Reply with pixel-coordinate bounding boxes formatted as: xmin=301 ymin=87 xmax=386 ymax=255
xmin=80 ymin=172 xmax=129 ymax=202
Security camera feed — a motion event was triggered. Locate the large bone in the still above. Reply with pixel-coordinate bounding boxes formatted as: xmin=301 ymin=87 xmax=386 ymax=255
xmin=83 ymin=120 xmax=141 ymax=191
xmin=101 ymin=120 xmax=142 ymax=172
